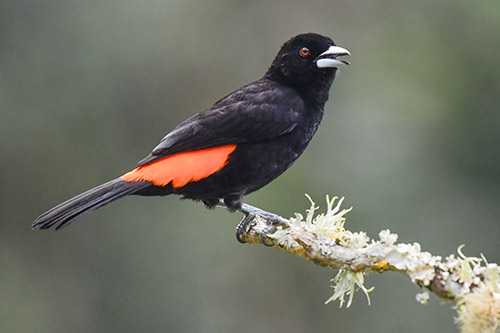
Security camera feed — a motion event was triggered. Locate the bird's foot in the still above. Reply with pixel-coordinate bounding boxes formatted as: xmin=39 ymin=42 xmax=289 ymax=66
xmin=235 ymin=214 xmax=256 ymax=244
xmin=216 ymin=199 xmax=288 ymax=246
xmin=260 ymin=219 xmax=288 ymax=246
xmin=235 ymin=203 xmax=288 ymax=246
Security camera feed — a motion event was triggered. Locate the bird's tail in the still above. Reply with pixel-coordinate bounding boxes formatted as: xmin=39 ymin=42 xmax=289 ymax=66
xmin=32 ymin=178 xmax=150 ymax=230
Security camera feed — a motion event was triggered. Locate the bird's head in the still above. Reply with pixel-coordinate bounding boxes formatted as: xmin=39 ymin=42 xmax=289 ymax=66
xmin=265 ymin=33 xmax=350 ymax=98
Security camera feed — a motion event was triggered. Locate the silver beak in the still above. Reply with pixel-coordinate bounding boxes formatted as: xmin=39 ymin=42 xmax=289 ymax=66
xmin=316 ymin=45 xmax=351 ymax=68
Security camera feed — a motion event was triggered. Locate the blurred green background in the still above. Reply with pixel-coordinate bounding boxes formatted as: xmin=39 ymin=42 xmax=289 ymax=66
xmin=1 ymin=0 xmax=499 ymax=332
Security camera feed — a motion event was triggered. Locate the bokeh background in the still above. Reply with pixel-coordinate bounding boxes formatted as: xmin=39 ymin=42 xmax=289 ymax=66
xmin=2 ymin=0 xmax=499 ymax=332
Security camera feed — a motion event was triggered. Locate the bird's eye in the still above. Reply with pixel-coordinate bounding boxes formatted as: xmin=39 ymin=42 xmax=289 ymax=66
xmin=299 ymin=47 xmax=310 ymax=57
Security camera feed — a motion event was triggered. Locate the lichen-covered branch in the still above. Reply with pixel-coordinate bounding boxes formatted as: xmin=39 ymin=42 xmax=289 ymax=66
xmin=233 ymin=195 xmax=500 ymax=333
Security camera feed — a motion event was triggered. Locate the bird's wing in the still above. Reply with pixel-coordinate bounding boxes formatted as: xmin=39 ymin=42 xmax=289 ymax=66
xmin=137 ymin=80 xmax=303 ymax=166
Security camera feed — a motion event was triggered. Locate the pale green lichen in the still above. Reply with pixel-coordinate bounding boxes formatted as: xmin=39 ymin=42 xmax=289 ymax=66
xmin=301 ymin=194 xmax=353 ymax=240
xmin=456 ymin=245 xmax=482 ymax=285
xmin=269 ymin=194 xmax=500 ymax=331
xmin=301 ymin=194 xmax=370 ymax=250
xmin=325 ymin=269 xmax=374 ymax=308
xmin=385 ymin=242 xmax=441 ymax=286
xmin=272 ymin=195 xmax=373 ymax=307
xmin=416 ymin=290 xmax=430 ymax=304
xmin=272 ymin=194 xmax=354 ymax=249
xmin=452 ymin=248 xmax=500 ymax=333
xmin=379 ymin=229 xmax=398 ymax=245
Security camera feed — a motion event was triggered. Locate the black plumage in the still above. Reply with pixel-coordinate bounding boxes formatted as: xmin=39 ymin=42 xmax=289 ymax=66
xmin=32 ymin=32 xmax=350 ymax=230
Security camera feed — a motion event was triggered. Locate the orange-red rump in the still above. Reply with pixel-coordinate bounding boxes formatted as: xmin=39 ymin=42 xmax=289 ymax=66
xmin=121 ymin=145 xmax=237 ymax=188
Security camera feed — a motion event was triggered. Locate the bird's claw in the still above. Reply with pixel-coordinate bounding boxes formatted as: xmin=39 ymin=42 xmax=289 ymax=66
xmin=235 ymin=214 xmax=256 ymax=243
xmin=261 ymin=220 xmax=288 ymax=246
xmin=234 ymin=202 xmax=288 ymax=246
xmin=236 ymin=214 xmax=286 ymax=246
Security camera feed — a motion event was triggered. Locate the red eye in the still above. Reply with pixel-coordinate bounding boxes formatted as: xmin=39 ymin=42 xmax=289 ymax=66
xmin=299 ymin=47 xmax=310 ymax=57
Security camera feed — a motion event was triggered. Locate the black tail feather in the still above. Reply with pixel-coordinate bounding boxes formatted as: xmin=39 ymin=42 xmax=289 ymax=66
xmin=32 ymin=178 xmax=150 ymax=230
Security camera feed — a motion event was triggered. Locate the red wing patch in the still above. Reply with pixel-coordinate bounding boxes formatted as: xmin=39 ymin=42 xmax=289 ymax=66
xmin=121 ymin=145 xmax=237 ymax=188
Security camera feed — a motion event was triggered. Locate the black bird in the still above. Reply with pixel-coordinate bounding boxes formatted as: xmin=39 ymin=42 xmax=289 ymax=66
xmin=32 ymin=33 xmax=350 ymax=230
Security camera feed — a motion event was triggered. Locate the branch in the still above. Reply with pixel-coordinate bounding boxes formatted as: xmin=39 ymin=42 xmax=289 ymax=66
xmin=232 ymin=195 xmax=500 ymax=333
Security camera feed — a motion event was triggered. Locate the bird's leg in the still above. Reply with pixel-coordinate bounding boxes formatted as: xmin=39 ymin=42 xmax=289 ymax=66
xmin=223 ymin=193 xmax=243 ymax=212
xmin=216 ymin=199 xmax=252 ymax=243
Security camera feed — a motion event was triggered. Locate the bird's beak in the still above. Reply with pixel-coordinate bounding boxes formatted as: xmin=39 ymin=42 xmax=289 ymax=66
xmin=315 ymin=45 xmax=351 ymax=68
